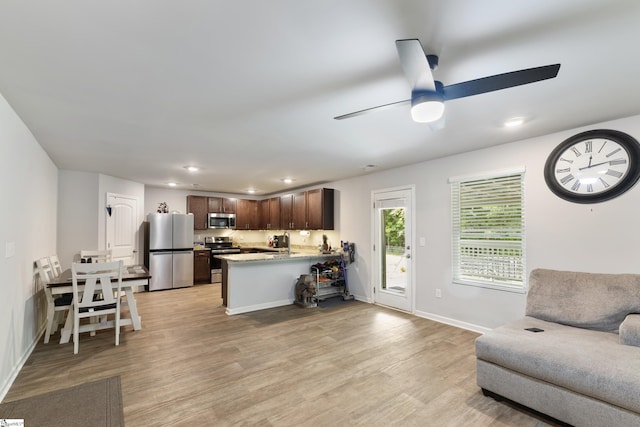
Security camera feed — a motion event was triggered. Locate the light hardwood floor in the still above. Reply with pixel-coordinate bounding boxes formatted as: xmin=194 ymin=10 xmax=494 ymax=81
xmin=5 ymin=284 xmax=558 ymax=426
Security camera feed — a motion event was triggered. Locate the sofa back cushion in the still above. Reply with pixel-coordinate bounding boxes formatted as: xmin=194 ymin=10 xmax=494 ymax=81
xmin=526 ymin=269 xmax=640 ymax=332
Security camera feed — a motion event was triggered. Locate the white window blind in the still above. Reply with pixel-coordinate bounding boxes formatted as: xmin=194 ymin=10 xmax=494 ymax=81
xmin=451 ymin=171 xmax=525 ymax=292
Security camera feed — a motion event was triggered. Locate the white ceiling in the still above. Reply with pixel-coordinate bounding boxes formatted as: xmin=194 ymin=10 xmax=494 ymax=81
xmin=2 ymin=0 xmax=640 ymax=195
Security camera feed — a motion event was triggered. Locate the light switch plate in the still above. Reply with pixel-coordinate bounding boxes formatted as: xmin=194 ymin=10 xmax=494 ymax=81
xmin=419 ymin=237 xmax=426 ymax=247
xmin=5 ymin=241 xmax=16 ymax=258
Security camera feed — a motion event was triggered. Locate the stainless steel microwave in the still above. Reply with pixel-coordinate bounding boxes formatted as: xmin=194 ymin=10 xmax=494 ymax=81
xmin=208 ymin=212 xmax=236 ymax=229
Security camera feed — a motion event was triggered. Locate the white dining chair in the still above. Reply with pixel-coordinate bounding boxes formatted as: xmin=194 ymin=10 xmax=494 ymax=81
xmin=49 ymin=254 xmax=63 ymax=277
xmin=71 ymin=260 xmax=124 ymax=354
xmin=80 ymin=249 xmax=112 ymax=263
xmin=37 ymin=257 xmax=72 ymax=344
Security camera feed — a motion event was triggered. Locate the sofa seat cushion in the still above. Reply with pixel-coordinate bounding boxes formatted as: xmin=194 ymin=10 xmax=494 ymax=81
xmin=526 ymin=269 xmax=640 ymax=332
xmin=476 ymin=316 xmax=640 ymax=413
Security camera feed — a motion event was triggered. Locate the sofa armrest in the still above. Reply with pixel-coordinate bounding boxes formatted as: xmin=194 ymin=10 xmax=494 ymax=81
xmin=619 ymin=314 xmax=640 ymax=347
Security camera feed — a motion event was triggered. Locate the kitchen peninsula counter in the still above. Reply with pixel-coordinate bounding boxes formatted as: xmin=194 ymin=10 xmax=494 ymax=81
xmin=220 ymin=251 xmax=338 ymax=263
xmin=216 ymin=252 xmax=340 ymax=314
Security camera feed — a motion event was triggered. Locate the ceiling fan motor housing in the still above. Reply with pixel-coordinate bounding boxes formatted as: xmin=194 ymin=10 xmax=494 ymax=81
xmin=411 ymin=84 xmax=445 ymax=123
xmin=426 ymin=54 xmax=439 ymax=70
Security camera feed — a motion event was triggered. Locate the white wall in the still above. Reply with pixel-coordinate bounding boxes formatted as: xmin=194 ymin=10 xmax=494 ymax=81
xmin=57 ymin=172 xmax=144 ymax=266
xmin=144 ymin=186 xmax=194 ymax=216
xmin=0 ymin=93 xmax=58 ymax=398
xmin=57 ymin=170 xmax=99 ymax=267
xmin=331 ymin=115 xmax=640 ymax=331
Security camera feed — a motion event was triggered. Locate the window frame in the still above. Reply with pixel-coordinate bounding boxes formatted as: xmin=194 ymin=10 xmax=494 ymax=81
xmin=449 ymin=167 xmax=526 ymax=293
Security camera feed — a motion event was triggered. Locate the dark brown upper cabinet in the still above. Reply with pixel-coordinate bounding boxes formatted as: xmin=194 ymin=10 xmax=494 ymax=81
xmin=208 ymin=197 xmax=236 ymax=214
xmin=280 ymin=188 xmax=334 ymax=230
xmin=236 ymin=199 xmax=259 ymax=230
xmin=186 ymin=195 xmax=208 ymax=230
xmin=306 ymin=188 xmax=334 ymax=230
xmin=259 ymin=197 xmax=281 ymax=230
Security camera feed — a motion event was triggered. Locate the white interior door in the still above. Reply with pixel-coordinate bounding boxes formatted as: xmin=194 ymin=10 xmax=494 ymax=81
xmin=373 ymin=188 xmax=413 ymax=312
xmin=106 ymin=193 xmax=139 ymax=266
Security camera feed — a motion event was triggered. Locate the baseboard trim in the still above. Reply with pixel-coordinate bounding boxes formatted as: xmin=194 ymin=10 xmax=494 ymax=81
xmin=352 ymin=294 xmax=371 ymax=303
xmin=225 ymin=299 xmax=293 ymax=315
xmin=413 ymin=310 xmax=491 ymax=334
xmin=0 ymin=325 xmax=45 ymax=402
xmin=225 ymin=294 xmax=370 ymax=315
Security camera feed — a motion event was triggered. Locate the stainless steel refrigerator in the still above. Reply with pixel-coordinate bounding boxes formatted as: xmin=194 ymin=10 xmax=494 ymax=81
xmin=148 ymin=213 xmax=194 ymax=291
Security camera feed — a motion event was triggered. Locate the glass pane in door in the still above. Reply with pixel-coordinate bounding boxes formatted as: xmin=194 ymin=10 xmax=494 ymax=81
xmin=381 ymin=207 xmax=406 ymax=294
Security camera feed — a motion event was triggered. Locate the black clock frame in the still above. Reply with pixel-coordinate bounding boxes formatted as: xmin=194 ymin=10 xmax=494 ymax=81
xmin=544 ymin=129 xmax=640 ymax=203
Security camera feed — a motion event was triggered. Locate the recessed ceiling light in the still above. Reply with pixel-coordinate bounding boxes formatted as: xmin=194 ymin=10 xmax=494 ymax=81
xmin=282 ymin=178 xmax=293 ymax=184
xmin=184 ymin=166 xmax=199 ymax=172
xmin=504 ymin=117 xmax=526 ymax=128
xmin=247 ymin=188 xmax=256 ymax=194
xmin=167 ymin=182 xmax=177 ymax=187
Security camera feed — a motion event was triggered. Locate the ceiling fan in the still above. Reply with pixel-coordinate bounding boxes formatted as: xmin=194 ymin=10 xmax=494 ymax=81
xmin=334 ymin=39 xmax=560 ymax=123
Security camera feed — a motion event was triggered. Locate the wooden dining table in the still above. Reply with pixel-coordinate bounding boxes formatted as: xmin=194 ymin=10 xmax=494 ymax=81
xmin=47 ymin=265 xmax=151 ymax=344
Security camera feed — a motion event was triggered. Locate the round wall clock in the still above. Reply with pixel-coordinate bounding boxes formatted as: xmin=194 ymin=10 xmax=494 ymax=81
xmin=544 ymin=129 xmax=640 ymax=203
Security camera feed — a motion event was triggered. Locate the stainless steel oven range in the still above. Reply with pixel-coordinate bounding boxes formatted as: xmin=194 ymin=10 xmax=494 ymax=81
xmin=205 ymin=236 xmax=240 ymax=283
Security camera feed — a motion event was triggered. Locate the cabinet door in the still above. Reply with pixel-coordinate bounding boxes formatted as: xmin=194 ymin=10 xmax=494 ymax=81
xmin=307 ymin=188 xmax=334 ymax=230
xmin=222 ymin=198 xmax=237 ymax=214
xmin=292 ymin=191 xmax=307 ymax=229
xmin=259 ymin=199 xmax=271 ymax=229
xmin=236 ymin=199 xmax=258 ymax=229
xmin=208 ymin=197 xmax=222 ymax=213
xmin=208 ymin=197 xmax=236 ymax=213
xmin=186 ymin=195 xmax=208 ymax=230
xmin=194 ymin=250 xmax=211 ymax=284
xmin=280 ymin=194 xmax=293 ymax=230
xmin=268 ymin=197 xmax=281 ymax=230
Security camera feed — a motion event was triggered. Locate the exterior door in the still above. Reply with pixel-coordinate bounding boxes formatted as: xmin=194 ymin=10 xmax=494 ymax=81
xmin=373 ymin=187 xmax=413 ymax=312
xmin=106 ymin=193 xmax=139 ymax=266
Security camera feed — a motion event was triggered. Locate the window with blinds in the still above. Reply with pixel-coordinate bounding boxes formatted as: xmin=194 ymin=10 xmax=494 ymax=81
xmin=450 ymin=169 xmax=525 ymax=292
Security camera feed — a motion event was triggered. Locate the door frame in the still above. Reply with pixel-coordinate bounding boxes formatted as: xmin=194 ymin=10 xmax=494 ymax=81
xmin=371 ymin=185 xmax=416 ymax=313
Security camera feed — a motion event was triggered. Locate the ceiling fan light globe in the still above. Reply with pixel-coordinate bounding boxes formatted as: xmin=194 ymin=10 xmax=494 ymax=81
xmin=410 ymin=91 xmax=444 ymax=123
xmin=411 ymin=99 xmax=445 ymax=123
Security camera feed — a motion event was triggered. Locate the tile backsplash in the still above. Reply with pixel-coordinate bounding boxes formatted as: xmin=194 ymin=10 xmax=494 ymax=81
xmin=195 ymin=229 xmax=342 ymax=251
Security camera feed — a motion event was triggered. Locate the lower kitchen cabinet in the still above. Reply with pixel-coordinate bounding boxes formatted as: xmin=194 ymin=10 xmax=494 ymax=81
xmin=194 ymin=250 xmax=211 ymax=284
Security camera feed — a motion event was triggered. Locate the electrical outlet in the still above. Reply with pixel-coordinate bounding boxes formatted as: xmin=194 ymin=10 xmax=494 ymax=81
xmin=435 ymin=288 xmax=442 ymax=298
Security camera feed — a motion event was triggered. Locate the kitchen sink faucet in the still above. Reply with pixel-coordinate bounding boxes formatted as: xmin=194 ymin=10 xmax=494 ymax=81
xmin=283 ymin=231 xmax=290 ymax=255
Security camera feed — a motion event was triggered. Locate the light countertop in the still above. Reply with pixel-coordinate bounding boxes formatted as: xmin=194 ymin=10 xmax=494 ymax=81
xmin=216 ymin=251 xmax=340 ymax=263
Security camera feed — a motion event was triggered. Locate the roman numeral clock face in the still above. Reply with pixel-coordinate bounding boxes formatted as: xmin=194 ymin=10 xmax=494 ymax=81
xmin=544 ymin=130 xmax=640 ymax=203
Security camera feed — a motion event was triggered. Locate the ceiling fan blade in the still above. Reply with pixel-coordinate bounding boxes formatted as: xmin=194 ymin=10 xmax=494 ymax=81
xmin=334 ymin=99 xmax=410 ymax=120
xmin=395 ymin=39 xmax=436 ymax=92
xmin=442 ymin=64 xmax=560 ymax=101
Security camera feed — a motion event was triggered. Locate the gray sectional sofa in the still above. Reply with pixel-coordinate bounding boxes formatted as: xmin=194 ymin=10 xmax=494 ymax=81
xmin=475 ymin=268 xmax=640 ymax=426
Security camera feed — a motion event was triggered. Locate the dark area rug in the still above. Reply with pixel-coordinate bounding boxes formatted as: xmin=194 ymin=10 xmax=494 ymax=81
xmin=0 ymin=376 xmax=124 ymax=427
